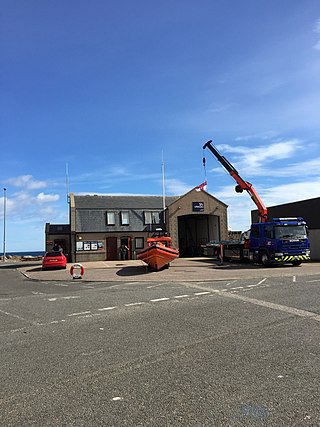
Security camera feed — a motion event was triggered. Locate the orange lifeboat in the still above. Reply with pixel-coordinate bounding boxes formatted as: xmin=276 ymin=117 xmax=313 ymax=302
xmin=137 ymin=233 xmax=179 ymax=271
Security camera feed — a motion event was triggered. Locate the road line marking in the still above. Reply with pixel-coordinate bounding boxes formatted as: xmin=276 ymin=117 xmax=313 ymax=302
xmin=230 ymin=286 xmax=244 ymax=290
xmin=0 ymin=309 xmax=30 ymax=323
xmin=63 ymin=296 xmax=80 ymax=300
xmin=68 ymin=311 xmax=91 ymax=317
xmin=147 ymin=283 xmax=166 ymax=289
xmin=194 ymin=291 xmax=211 ymax=296
xmin=174 ymin=295 xmax=189 ymax=298
xmin=48 ymin=298 xmax=57 ymax=302
xmin=124 ymin=302 xmax=144 ymax=306
xmin=98 ymin=306 xmax=117 ymax=311
xmin=293 ymin=276 xmax=296 ymax=283
xmin=257 ymin=278 xmax=267 ymax=285
xmin=306 ymin=279 xmax=320 ymax=283
xmin=220 ymin=292 xmax=320 ymax=322
xmin=150 ymin=298 xmax=170 ymax=302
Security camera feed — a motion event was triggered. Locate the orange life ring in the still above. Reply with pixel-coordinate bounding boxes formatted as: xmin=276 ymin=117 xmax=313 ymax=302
xmin=70 ymin=263 xmax=85 ymax=278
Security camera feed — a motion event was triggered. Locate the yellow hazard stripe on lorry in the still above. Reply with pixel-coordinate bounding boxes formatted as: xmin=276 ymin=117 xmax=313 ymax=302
xmin=274 ymin=255 xmax=310 ymax=262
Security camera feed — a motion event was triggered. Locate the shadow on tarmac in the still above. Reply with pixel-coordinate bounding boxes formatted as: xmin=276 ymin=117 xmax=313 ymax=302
xmin=116 ymin=266 xmax=149 ymax=276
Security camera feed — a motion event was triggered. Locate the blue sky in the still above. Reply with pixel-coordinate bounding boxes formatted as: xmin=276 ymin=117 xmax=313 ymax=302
xmin=1 ymin=0 xmax=320 ymax=251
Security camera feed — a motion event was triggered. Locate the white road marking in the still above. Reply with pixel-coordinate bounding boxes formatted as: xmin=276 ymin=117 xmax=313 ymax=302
xmin=247 ymin=278 xmax=267 ymax=288
xmin=124 ymin=302 xmax=144 ymax=306
xmin=194 ymin=291 xmax=211 ymax=296
xmin=230 ymin=286 xmax=244 ymax=290
xmin=98 ymin=306 xmax=117 ymax=311
xmin=48 ymin=298 xmax=57 ymax=302
xmin=174 ymin=294 xmax=189 ymax=299
xmin=112 ymin=397 xmax=123 ymax=401
xmin=31 ymin=291 xmax=45 ymax=295
xmin=150 ymin=298 xmax=170 ymax=302
xmin=293 ymin=276 xmax=296 ymax=283
xmin=306 ymin=279 xmax=320 ymax=283
xmin=147 ymin=283 xmax=166 ymax=289
xmin=0 ymin=309 xmax=30 ymax=323
xmin=63 ymin=296 xmax=80 ymax=300
xmin=221 ymin=292 xmax=320 ymax=322
xmin=68 ymin=311 xmax=91 ymax=317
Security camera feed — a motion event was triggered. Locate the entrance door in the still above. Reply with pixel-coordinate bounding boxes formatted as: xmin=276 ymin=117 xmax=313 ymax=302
xmin=178 ymin=214 xmax=213 ymax=257
xmin=120 ymin=237 xmax=131 ymax=260
xmin=106 ymin=237 xmax=118 ymax=260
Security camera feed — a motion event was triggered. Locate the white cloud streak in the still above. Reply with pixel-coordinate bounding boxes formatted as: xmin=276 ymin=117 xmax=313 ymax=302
xmin=6 ymin=175 xmax=47 ymax=190
xmin=314 ymin=18 xmax=320 ymax=50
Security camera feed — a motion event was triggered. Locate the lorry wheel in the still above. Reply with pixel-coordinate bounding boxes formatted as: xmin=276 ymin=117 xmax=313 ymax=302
xmin=292 ymin=260 xmax=302 ymax=266
xmin=260 ymin=251 xmax=271 ymax=267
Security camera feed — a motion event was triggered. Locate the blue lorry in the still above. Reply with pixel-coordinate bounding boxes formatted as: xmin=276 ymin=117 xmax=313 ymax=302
xmin=216 ymin=217 xmax=310 ymax=266
xmin=203 ymin=141 xmax=311 ymax=266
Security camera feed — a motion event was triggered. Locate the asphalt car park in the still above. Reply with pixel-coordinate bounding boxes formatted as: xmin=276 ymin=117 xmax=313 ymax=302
xmin=1 ymin=262 xmax=320 ymax=426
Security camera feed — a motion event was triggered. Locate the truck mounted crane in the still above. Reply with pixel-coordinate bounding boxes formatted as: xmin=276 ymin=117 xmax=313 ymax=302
xmin=203 ymin=139 xmax=310 ymax=266
xmin=203 ymin=140 xmax=268 ymax=222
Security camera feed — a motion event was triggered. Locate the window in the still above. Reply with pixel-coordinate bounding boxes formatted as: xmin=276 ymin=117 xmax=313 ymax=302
xmin=251 ymin=225 xmax=260 ymax=238
xmin=121 ymin=211 xmax=129 ymax=225
xmin=264 ymin=225 xmax=274 ymax=239
xmin=144 ymin=211 xmax=160 ymax=225
xmin=135 ymin=237 xmax=144 ymax=249
xmin=106 ymin=212 xmax=116 ymax=225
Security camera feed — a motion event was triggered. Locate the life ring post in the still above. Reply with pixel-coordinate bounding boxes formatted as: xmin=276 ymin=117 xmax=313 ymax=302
xmin=70 ymin=263 xmax=85 ymax=279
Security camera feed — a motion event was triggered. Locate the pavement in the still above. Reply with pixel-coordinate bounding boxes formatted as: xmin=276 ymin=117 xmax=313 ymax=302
xmin=10 ymin=257 xmax=320 ymax=282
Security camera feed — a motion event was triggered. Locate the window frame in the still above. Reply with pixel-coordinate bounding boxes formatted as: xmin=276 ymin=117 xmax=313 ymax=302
xmin=135 ymin=237 xmax=144 ymax=249
xmin=120 ymin=211 xmax=130 ymax=225
xmin=144 ymin=211 xmax=160 ymax=225
xmin=106 ymin=211 xmax=116 ymax=226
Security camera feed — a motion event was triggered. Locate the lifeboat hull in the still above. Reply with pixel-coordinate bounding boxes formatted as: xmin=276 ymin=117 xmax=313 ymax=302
xmin=137 ymin=244 xmax=179 ymax=271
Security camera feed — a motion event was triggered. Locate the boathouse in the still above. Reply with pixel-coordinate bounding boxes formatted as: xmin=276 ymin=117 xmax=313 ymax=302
xmin=45 ymin=189 xmax=228 ymax=263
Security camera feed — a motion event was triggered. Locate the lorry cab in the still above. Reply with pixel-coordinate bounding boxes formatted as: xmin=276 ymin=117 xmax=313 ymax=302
xmin=249 ymin=218 xmax=310 ymax=266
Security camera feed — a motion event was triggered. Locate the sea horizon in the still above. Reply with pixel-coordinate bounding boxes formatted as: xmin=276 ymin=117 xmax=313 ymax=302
xmin=0 ymin=251 xmax=45 ymax=257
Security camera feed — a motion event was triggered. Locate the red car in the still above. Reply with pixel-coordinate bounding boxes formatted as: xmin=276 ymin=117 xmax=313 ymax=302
xmin=42 ymin=251 xmax=67 ymax=270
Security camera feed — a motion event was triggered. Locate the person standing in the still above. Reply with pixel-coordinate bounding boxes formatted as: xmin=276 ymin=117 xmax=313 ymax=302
xmin=120 ymin=244 xmax=129 ymax=260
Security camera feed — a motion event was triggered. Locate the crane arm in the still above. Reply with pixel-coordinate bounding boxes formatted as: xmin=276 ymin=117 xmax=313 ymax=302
xmin=203 ymin=140 xmax=268 ymax=222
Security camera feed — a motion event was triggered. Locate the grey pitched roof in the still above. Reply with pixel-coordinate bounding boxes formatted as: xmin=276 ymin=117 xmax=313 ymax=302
xmin=74 ymin=195 xmax=179 ymax=209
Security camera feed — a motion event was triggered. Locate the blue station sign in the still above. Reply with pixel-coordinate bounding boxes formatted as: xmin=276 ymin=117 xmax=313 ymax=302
xmin=192 ymin=202 xmax=204 ymax=212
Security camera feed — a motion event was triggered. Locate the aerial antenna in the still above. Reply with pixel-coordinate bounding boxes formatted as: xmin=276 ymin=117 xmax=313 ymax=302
xmin=66 ymin=162 xmax=70 ymax=204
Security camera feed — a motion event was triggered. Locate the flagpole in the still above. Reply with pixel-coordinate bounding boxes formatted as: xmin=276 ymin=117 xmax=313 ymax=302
xmin=3 ymin=188 xmax=6 ymax=262
xmin=162 ymin=151 xmax=166 ymax=225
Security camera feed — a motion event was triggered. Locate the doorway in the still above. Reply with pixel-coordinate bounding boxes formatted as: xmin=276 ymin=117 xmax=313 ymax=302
xmin=120 ymin=237 xmax=131 ymax=260
xmin=178 ymin=214 xmax=219 ymax=257
xmin=106 ymin=237 xmax=118 ymax=260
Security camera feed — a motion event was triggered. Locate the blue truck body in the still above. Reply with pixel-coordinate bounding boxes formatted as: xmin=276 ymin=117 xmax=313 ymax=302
xmin=247 ymin=217 xmax=310 ymax=265
xmin=216 ymin=217 xmax=311 ymax=266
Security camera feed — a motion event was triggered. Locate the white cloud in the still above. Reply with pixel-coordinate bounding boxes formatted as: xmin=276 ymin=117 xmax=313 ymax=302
xmin=235 ymin=131 xmax=279 ymax=141
xmin=313 ymin=18 xmax=320 ymax=50
xmin=164 ymin=178 xmax=192 ymax=195
xmin=36 ymin=192 xmax=60 ymax=203
xmin=6 ymin=175 xmax=46 ymax=190
xmin=207 ymin=139 xmax=306 ymax=178
xmin=211 ymin=178 xmax=320 ymax=231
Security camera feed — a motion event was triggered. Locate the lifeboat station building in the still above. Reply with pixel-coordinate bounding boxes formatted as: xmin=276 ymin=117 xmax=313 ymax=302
xmin=45 ymin=189 xmax=228 ymax=263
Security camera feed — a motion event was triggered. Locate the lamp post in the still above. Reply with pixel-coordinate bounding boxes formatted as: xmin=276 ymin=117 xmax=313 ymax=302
xmin=3 ymin=188 xmax=6 ymax=262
